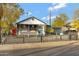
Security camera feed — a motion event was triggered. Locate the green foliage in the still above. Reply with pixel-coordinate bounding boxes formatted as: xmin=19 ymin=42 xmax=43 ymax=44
xmin=0 ymin=4 xmax=3 ymax=19
xmin=0 ymin=3 xmax=23 ymax=34
xmin=71 ymin=19 xmax=79 ymax=29
xmin=46 ymin=28 xmax=54 ymax=33
xmin=59 ymin=13 xmax=68 ymax=21
xmin=52 ymin=16 xmax=64 ymax=27
xmin=74 ymin=9 xmax=79 ymax=19
xmin=70 ymin=9 xmax=79 ymax=29
xmin=52 ymin=13 xmax=68 ymax=27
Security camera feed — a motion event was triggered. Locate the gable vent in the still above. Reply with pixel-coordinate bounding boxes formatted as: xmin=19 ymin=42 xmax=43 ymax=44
xmin=32 ymin=17 xmax=34 ymax=21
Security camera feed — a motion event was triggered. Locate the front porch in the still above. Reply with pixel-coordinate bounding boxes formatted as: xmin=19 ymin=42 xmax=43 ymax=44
xmin=17 ymin=24 xmax=45 ymax=36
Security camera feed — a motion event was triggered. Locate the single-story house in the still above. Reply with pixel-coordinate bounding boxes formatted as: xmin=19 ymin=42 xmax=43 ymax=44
xmin=62 ymin=22 xmax=78 ymax=34
xmin=16 ymin=16 xmax=48 ymax=36
xmin=51 ymin=22 xmax=78 ymax=35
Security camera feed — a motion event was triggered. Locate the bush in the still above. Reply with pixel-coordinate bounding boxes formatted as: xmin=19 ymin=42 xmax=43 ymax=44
xmin=46 ymin=28 xmax=54 ymax=34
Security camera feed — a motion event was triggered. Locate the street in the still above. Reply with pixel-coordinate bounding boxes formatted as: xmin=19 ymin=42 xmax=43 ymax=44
xmin=0 ymin=40 xmax=79 ymax=56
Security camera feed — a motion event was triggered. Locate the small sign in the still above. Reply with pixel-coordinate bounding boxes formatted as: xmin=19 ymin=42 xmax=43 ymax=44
xmin=60 ymin=32 xmax=63 ymax=36
xmin=37 ymin=29 xmax=44 ymax=36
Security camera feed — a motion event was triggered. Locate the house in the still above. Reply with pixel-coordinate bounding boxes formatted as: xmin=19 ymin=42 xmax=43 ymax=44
xmin=16 ymin=16 xmax=48 ymax=36
xmin=62 ymin=22 xmax=77 ymax=34
xmin=51 ymin=22 xmax=78 ymax=35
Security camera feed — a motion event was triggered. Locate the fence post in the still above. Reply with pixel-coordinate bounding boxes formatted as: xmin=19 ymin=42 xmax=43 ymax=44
xmin=23 ymin=35 xmax=25 ymax=43
xmin=41 ymin=35 xmax=43 ymax=42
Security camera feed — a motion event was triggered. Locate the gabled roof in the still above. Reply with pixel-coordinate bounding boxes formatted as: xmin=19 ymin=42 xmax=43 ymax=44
xmin=16 ymin=16 xmax=48 ymax=25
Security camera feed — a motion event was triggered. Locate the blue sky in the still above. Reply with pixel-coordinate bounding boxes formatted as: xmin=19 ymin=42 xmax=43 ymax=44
xmin=18 ymin=3 xmax=79 ymax=24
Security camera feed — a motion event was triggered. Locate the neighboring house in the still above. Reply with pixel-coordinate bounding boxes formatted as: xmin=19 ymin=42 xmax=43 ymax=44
xmin=52 ymin=22 xmax=78 ymax=35
xmin=16 ymin=16 xmax=48 ymax=36
xmin=62 ymin=22 xmax=77 ymax=34
xmin=51 ymin=27 xmax=62 ymax=35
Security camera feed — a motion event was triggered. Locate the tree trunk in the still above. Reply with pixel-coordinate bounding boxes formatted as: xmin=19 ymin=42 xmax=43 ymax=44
xmin=0 ymin=28 xmax=1 ymax=43
xmin=0 ymin=4 xmax=3 ymax=44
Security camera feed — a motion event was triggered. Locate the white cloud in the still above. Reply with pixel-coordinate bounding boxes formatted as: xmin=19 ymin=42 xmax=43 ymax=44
xmin=52 ymin=3 xmax=57 ymax=6
xmin=42 ymin=16 xmax=56 ymax=20
xmin=28 ymin=11 xmax=32 ymax=16
xmin=48 ymin=3 xmax=67 ymax=11
xmin=47 ymin=16 xmax=56 ymax=20
xmin=53 ymin=3 xmax=67 ymax=10
xmin=42 ymin=17 xmax=46 ymax=20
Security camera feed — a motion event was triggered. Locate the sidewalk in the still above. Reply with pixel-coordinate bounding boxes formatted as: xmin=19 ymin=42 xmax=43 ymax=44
xmin=0 ymin=40 xmax=78 ymax=52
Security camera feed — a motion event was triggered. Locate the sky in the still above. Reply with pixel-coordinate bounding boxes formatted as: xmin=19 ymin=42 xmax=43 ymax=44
xmin=18 ymin=3 xmax=79 ymax=24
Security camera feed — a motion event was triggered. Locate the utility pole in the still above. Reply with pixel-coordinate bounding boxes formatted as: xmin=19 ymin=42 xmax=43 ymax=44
xmin=49 ymin=10 xmax=52 ymax=27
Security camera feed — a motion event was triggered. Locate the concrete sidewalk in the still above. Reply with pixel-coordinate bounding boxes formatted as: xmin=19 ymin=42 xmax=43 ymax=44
xmin=0 ymin=40 xmax=78 ymax=52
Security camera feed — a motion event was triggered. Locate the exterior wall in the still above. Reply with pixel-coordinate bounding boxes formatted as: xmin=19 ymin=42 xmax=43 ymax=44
xmin=19 ymin=18 xmax=45 ymax=25
xmin=17 ymin=25 xmax=46 ymax=36
xmin=62 ymin=27 xmax=68 ymax=32
xmin=17 ymin=17 xmax=47 ymax=36
xmin=18 ymin=30 xmax=37 ymax=35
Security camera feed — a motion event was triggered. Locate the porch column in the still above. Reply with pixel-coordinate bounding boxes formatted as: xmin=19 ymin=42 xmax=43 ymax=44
xmin=42 ymin=25 xmax=45 ymax=36
xmin=17 ymin=25 xmax=21 ymax=35
xmin=42 ymin=25 xmax=45 ymax=32
xmin=28 ymin=25 xmax=30 ymax=37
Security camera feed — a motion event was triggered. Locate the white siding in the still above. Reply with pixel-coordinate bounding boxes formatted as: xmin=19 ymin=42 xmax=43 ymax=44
xmin=19 ymin=18 xmax=45 ymax=25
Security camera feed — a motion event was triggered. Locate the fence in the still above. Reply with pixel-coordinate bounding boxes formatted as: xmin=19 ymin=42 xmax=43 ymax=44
xmin=1 ymin=34 xmax=79 ymax=44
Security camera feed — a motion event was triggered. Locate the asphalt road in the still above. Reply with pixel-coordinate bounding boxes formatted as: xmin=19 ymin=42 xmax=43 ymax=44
xmin=0 ymin=40 xmax=79 ymax=56
xmin=23 ymin=41 xmax=79 ymax=56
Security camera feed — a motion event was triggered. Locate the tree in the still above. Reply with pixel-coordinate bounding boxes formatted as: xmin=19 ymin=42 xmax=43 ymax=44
xmin=46 ymin=27 xmax=54 ymax=34
xmin=73 ymin=9 xmax=79 ymax=19
xmin=52 ymin=13 xmax=68 ymax=27
xmin=0 ymin=4 xmax=3 ymax=43
xmin=71 ymin=19 xmax=79 ymax=29
xmin=0 ymin=3 xmax=23 ymax=44
xmin=71 ymin=9 xmax=79 ymax=30
xmin=52 ymin=13 xmax=68 ymax=39
xmin=59 ymin=13 xmax=68 ymax=21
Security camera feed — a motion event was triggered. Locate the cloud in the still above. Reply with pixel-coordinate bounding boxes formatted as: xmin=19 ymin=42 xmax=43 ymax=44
xmin=47 ymin=16 xmax=56 ymax=20
xmin=52 ymin=3 xmax=57 ymax=5
xmin=28 ymin=11 xmax=32 ymax=16
xmin=53 ymin=3 xmax=67 ymax=10
xmin=48 ymin=3 xmax=67 ymax=11
xmin=42 ymin=16 xmax=56 ymax=20
xmin=42 ymin=17 xmax=46 ymax=20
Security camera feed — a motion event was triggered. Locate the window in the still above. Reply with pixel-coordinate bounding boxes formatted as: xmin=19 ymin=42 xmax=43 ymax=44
xmin=29 ymin=25 xmax=37 ymax=30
